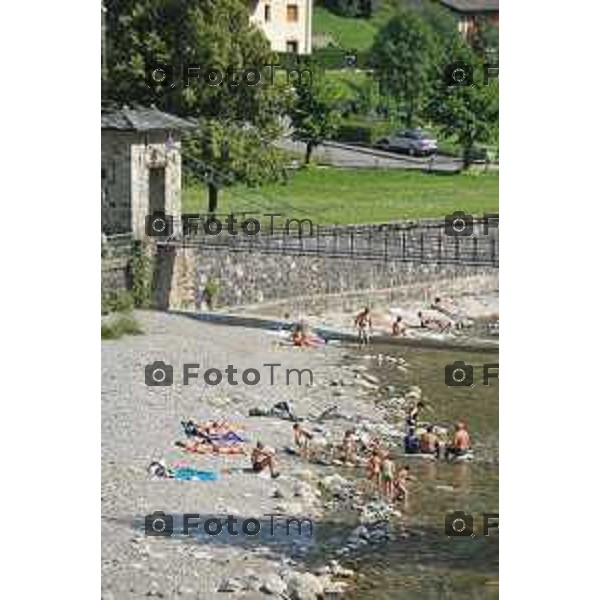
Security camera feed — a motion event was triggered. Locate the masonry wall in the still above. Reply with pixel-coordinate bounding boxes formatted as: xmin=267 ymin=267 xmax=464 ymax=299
xmin=130 ymin=131 xmax=182 ymax=239
xmin=163 ymin=246 xmax=498 ymax=312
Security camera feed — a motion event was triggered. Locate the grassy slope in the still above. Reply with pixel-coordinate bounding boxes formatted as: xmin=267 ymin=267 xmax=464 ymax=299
xmin=183 ymin=167 xmax=499 ymax=226
xmin=313 ymin=6 xmax=378 ymax=51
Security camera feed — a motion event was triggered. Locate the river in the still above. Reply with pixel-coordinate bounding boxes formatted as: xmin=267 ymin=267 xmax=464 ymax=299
xmin=344 ymin=344 xmax=499 ymax=599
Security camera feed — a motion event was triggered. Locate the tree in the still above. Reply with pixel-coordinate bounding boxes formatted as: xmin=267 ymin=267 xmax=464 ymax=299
xmin=104 ymin=0 xmax=290 ymax=212
xmin=183 ymin=120 xmax=288 ymax=213
xmin=289 ymin=72 xmax=344 ymax=165
xmin=371 ymin=12 xmax=440 ymax=127
xmin=426 ymin=41 xmax=498 ymax=169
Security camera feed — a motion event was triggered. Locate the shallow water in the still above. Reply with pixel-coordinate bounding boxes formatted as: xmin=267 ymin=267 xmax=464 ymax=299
xmin=345 ymin=345 xmax=499 ymax=599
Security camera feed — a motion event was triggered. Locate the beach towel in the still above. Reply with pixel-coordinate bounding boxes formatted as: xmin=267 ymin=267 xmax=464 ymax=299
xmin=171 ymin=467 xmax=218 ymax=481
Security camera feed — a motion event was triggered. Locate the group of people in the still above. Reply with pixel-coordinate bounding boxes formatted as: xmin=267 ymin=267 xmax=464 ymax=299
xmin=403 ymin=401 xmax=471 ymax=460
xmin=354 ymin=297 xmax=468 ymax=343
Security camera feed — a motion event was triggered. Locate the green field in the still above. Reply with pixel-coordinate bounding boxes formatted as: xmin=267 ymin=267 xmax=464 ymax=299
xmin=183 ymin=167 xmax=499 ymax=226
xmin=313 ymin=6 xmax=378 ymax=51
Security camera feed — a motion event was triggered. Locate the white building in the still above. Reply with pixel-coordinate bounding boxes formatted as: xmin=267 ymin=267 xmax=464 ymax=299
xmin=249 ymin=0 xmax=312 ymax=55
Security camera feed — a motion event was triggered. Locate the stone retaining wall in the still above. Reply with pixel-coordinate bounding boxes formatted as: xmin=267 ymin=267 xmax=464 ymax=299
xmin=163 ymin=246 xmax=498 ymax=311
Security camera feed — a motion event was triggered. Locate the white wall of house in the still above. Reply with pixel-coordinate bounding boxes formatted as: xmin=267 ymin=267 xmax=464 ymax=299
xmin=250 ymin=0 xmax=312 ymax=55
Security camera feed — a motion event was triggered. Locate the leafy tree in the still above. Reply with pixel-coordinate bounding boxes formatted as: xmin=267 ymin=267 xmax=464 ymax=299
xmin=289 ymin=72 xmax=344 ymax=165
xmin=104 ymin=0 xmax=290 ymax=212
xmin=183 ymin=120 xmax=288 ymax=213
xmin=371 ymin=11 xmax=440 ymax=127
xmin=426 ymin=41 xmax=498 ymax=168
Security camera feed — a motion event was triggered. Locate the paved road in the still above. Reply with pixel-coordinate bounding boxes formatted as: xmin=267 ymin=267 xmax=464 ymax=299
xmin=276 ymin=138 xmax=498 ymax=173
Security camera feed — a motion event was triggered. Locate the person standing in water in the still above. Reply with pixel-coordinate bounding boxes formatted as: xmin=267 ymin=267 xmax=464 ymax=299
xmin=355 ymin=307 xmax=372 ymax=347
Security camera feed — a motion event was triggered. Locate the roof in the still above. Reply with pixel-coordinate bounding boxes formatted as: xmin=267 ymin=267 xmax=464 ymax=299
xmin=439 ymin=0 xmax=499 ymax=13
xmin=101 ymin=106 xmax=197 ymax=132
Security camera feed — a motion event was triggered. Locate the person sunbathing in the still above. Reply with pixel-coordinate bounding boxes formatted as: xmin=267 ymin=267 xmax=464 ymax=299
xmin=445 ymin=422 xmax=471 ymax=459
xmin=392 ymin=316 xmax=407 ymax=337
xmin=417 ymin=311 xmax=452 ymax=333
xmin=420 ymin=425 xmax=440 ymax=456
xmin=251 ymin=442 xmax=279 ymax=478
xmin=293 ymin=423 xmax=313 ymax=457
xmin=291 ymin=323 xmax=312 ymax=347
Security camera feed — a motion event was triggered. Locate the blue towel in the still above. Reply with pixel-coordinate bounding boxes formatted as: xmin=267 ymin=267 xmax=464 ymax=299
xmin=172 ymin=467 xmax=218 ymax=481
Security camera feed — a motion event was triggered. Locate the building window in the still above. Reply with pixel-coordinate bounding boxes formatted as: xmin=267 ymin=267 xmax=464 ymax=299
xmin=286 ymin=40 xmax=298 ymax=54
xmin=264 ymin=4 xmax=271 ymax=22
xmin=287 ymin=4 xmax=299 ymax=22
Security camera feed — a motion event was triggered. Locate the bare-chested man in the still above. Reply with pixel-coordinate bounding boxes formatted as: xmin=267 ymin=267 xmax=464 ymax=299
xmin=445 ymin=422 xmax=471 ymax=459
xmin=355 ymin=307 xmax=372 ymax=346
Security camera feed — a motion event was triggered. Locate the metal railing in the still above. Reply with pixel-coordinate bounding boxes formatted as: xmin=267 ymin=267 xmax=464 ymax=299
xmin=157 ymin=219 xmax=499 ymax=267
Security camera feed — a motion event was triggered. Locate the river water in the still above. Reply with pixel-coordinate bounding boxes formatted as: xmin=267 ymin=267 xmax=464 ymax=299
xmin=343 ymin=344 xmax=499 ymax=599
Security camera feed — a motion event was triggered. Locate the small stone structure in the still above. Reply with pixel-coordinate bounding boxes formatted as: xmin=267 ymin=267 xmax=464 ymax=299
xmin=101 ymin=106 xmax=194 ymax=238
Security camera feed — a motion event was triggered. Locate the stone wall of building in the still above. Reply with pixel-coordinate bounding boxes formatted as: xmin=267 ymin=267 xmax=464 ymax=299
xmin=102 ymin=130 xmax=182 ymax=238
xmin=130 ymin=131 xmax=182 ymax=239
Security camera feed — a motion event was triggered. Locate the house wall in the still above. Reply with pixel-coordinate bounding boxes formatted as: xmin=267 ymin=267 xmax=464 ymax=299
xmin=250 ymin=0 xmax=312 ymax=55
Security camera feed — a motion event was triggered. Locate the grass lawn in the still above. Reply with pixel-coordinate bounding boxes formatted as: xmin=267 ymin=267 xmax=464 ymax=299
xmin=183 ymin=167 xmax=499 ymax=226
xmin=313 ymin=6 xmax=378 ymax=51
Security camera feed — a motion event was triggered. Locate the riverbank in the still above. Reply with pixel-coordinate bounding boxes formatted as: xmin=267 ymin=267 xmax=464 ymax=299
xmin=102 ymin=311 xmax=402 ymax=599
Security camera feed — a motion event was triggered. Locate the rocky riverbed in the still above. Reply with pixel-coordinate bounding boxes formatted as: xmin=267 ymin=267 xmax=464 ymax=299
xmin=102 ymin=311 xmax=422 ymax=599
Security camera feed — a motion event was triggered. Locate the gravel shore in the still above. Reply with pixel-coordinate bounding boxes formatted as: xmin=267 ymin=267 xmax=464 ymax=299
xmin=102 ymin=311 xmax=388 ymax=599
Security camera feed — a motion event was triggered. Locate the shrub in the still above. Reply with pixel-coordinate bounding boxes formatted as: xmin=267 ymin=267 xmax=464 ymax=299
xmin=334 ymin=117 xmax=390 ymax=144
xmin=102 ymin=290 xmax=134 ymax=314
xmin=101 ymin=314 xmax=143 ymax=340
